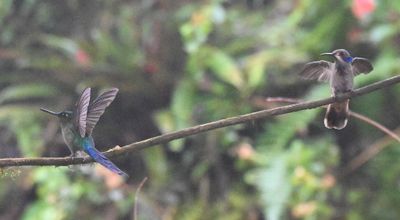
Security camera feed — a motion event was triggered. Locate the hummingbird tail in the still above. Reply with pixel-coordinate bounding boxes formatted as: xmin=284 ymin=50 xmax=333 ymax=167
xmin=85 ymin=147 xmax=128 ymax=177
xmin=324 ymin=100 xmax=349 ymax=130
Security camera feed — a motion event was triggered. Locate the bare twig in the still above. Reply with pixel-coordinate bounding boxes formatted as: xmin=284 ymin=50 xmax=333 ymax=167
xmin=265 ymin=97 xmax=302 ymax=103
xmin=0 ymin=75 xmax=400 ymax=167
xmin=262 ymin=97 xmax=400 ymax=145
xmin=263 ymin=94 xmax=400 ymax=176
xmin=134 ymin=176 xmax=148 ymax=220
xmin=349 ymin=112 xmax=400 ymax=143
xmin=344 ymin=127 xmax=400 ymax=175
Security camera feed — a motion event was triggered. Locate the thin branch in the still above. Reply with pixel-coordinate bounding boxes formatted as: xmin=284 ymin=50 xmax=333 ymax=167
xmin=261 ymin=97 xmax=400 ymax=145
xmin=134 ymin=176 xmax=148 ymax=220
xmin=344 ymin=127 xmax=400 ymax=176
xmin=262 ymin=95 xmax=400 ymax=176
xmin=349 ymin=112 xmax=400 ymax=143
xmin=0 ymin=75 xmax=400 ymax=167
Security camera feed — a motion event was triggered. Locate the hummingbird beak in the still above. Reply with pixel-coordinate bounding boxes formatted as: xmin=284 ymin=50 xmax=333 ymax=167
xmin=40 ymin=108 xmax=60 ymax=117
xmin=320 ymin=52 xmax=334 ymax=57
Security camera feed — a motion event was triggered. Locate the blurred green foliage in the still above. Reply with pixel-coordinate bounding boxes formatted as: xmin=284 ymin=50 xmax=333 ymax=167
xmin=0 ymin=0 xmax=399 ymax=219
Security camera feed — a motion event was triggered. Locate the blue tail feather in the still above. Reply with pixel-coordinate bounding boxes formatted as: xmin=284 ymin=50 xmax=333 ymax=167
xmin=84 ymin=145 xmax=128 ymax=177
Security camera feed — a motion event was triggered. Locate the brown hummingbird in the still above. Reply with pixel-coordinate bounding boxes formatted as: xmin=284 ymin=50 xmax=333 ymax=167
xmin=299 ymin=49 xmax=373 ymax=129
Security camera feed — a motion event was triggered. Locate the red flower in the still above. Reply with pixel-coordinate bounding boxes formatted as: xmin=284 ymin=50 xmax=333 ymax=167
xmin=352 ymin=0 xmax=376 ymax=20
xmin=143 ymin=62 xmax=159 ymax=74
xmin=74 ymin=48 xmax=91 ymax=66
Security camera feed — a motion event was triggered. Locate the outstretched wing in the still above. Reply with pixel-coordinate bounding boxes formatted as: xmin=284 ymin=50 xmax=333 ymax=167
xmin=352 ymin=57 xmax=373 ymax=76
xmin=74 ymin=88 xmax=91 ymax=138
xmin=86 ymin=88 xmax=119 ymax=135
xmin=299 ymin=60 xmax=332 ymax=82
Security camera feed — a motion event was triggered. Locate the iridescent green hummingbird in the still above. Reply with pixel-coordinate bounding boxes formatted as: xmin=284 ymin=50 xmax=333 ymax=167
xmin=300 ymin=49 xmax=373 ymax=129
xmin=41 ymin=88 xmax=128 ymax=177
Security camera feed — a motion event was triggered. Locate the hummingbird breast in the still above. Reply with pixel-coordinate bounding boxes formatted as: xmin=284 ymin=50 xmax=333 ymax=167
xmin=60 ymin=121 xmax=82 ymax=153
xmin=330 ymin=63 xmax=354 ymax=95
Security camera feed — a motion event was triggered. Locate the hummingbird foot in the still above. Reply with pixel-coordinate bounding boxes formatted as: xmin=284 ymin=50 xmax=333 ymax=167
xmin=75 ymin=151 xmax=85 ymax=157
xmin=69 ymin=151 xmax=85 ymax=158
xmin=346 ymin=90 xmax=355 ymax=99
xmin=333 ymin=91 xmax=353 ymax=102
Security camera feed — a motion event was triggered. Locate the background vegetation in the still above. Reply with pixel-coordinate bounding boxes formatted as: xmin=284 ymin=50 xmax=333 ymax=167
xmin=0 ymin=0 xmax=399 ymax=219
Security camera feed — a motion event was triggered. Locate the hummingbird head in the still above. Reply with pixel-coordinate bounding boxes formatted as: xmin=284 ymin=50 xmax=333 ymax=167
xmin=321 ymin=49 xmax=353 ymax=63
xmin=40 ymin=108 xmax=73 ymax=121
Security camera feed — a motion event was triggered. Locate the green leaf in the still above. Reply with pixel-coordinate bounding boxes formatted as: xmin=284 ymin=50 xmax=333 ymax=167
xmin=245 ymin=51 xmax=269 ymax=90
xmin=369 ymin=24 xmax=397 ymax=43
xmin=22 ymin=201 xmax=65 ymax=220
xmin=179 ymin=5 xmax=215 ymax=53
xmin=252 ymin=156 xmax=291 ymax=220
xmin=202 ymin=47 xmax=244 ymax=89
xmin=0 ymin=84 xmax=57 ymax=104
xmin=301 ymin=11 xmax=344 ymax=52
xmin=171 ymin=80 xmax=196 ymax=129
xmin=0 ymin=105 xmax=45 ymax=156
xmin=42 ymin=35 xmax=78 ymax=55
xmin=0 ymin=0 xmax=12 ymax=21
xmin=143 ymin=146 xmax=168 ymax=187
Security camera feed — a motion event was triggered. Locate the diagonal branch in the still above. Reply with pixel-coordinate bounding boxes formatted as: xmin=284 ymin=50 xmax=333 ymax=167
xmin=261 ymin=98 xmax=400 ymax=145
xmin=1 ymin=75 xmax=400 ymax=167
xmin=343 ymin=125 xmax=400 ymax=176
xmin=261 ymin=95 xmax=400 ymax=176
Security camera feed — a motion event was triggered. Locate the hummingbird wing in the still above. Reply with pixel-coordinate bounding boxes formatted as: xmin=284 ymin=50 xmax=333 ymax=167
xmin=299 ymin=60 xmax=332 ymax=82
xmin=352 ymin=57 xmax=373 ymax=75
xmin=85 ymin=88 xmax=119 ymax=135
xmin=75 ymin=88 xmax=91 ymax=138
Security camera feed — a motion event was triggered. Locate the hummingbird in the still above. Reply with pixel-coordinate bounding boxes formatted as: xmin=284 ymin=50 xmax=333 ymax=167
xmin=41 ymin=87 xmax=128 ymax=177
xmin=299 ymin=49 xmax=373 ymax=129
